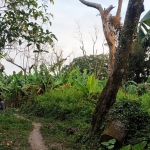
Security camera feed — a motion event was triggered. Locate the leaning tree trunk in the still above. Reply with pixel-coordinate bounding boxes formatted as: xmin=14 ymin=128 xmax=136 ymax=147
xmin=91 ymin=0 xmax=144 ymax=135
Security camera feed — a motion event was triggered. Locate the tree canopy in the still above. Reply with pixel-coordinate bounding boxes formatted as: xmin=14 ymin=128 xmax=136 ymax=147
xmin=0 ymin=0 xmax=56 ymax=53
xmin=128 ymin=42 xmax=150 ymax=83
xmin=63 ymin=54 xmax=108 ymax=80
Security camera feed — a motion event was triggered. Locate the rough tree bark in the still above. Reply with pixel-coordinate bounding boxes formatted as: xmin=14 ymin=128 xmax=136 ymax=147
xmin=79 ymin=0 xmax=123 ymax=77
xmin=90 ymin=0 xmax=144 ymax=135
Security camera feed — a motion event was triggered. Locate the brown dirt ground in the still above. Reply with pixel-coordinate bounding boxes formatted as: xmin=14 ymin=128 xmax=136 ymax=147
xmin=29 ymin=122 xmax=48 ymax=150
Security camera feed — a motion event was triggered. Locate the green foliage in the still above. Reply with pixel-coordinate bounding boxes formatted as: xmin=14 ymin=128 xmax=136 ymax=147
xmin=67 ymin=67 xmax=88 ymax=85
xmin=138 ymin=10 xmax=150 ymax=44
xmin=51 ymin=70 xmax=68 ymax=89
xmin=74 ymin=73 xmax=102 ymax=99
xmin=127 ymin=41 xmax=150 ymax=83
xmin=108 ymin=99 xmax=150 ymax=145
xmin=121 ymin=141 xmax=147 ymax=150
xmin=27 ymin=64 xmax=52 ymax=91
xmin=20 ymin=87 xmax=95 ymax=149
xmin=0 ymin=0 xmax=56 ymax=52
xmin=101 ymin=139 xmax=116 ymax=150
xmin=64 ymin=67 xmax=103 ymax=99
xmin=0 ymin=63 xmax=103 ymax=108
xmin=20 ymin=88 xmax=95 ymax=121
xmin=122 ymin=80 xmax=150 ymax=96
xmin=0 ymin=64 xmax=53 ymax=107
xmin=121 ymin=145 xmax=131 ymax=150
xmin=62 ymin=54 xmax=108 ymax=80
xmin=123 ymin=81 xmax=137 ymax=95
xmin=138 ymin=92 xmax=150 ymax=113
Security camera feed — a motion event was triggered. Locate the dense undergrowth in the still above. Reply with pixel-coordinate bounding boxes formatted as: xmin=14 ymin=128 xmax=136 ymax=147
xmin=19 ymin=85 xmax=150 ymax=150
xmin=1 ymin=67 xmax=150 ymax=149
xmin=20 ymin=87 xmax=95 ymax=149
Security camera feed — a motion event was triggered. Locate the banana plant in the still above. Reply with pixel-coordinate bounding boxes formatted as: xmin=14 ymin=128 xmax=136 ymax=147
xmin=26 ymin=65 xmax=52 ymax=93
xmin=74 ymin=73 xmax=102 ymax=99
xmin=138 ymin=10 xmax=150 ymax=43
xmin=4 ymin=71 xmax=26 ymax=107
xmin=67 ymin=67 xmax=88 ymax=86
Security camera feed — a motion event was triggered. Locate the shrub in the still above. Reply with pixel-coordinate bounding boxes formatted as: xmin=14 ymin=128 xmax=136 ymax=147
xmin=108 ymin=99 xmax=150 ymax=145
xmin=138 ymin=92 xmax=150 ymax=113
xmin=20 ymin=87 xmax=95 ymax=121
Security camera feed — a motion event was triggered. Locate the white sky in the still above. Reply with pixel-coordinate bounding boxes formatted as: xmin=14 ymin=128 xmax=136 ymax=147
xmin=2 ymin=0 xmax=150 ymax=75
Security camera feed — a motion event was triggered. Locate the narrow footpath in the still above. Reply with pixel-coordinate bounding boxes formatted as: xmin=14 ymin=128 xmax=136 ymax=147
xmin=29 ymin=122 xmax=48 ymax=150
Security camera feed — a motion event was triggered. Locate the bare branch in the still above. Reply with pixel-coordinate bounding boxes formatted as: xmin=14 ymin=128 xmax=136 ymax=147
xmin=116 ymin=0 xmax=123 ymax=18
xmin=89 ymin=25 xmax=99 ymax=56
xmin=104 ymin=5 xmax=115 ymax=16
xmin=5 ymin=56 xmax=25 ymax=71
xmin=79 ymin=0 xmax=103 ymax=14
xmin=29 ymin=64 xmax=36 ymax=73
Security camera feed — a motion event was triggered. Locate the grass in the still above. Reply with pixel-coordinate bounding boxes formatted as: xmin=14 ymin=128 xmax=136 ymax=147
xmin=0 ymin=109 xmax=33 ymax=150
xmin=2 ymin=86 xmax=150 ymax=150
xmin=40 ymin=118 xmax=90 ymax=150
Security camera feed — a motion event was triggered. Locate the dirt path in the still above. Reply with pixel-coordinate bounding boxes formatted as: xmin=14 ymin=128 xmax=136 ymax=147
xmin=14 ymin=114 xmax=48 ymax=150
xmin=29 ymin=122 xmax=48 ymax=150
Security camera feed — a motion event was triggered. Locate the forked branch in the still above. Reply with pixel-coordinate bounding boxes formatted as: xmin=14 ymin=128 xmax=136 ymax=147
xmin=116 ymin=0 xmax=123 ymax=18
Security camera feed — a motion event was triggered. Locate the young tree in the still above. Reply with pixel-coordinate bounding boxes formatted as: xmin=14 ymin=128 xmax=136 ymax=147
xmin=80 ymin=0 xmax=145 ymax=136
xmin=74 ymin=22 xmax=108 ymax=79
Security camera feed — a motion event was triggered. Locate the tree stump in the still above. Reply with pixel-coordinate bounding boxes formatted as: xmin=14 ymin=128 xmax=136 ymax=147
xmin=101 ymin=119 xmax=128 ymax=147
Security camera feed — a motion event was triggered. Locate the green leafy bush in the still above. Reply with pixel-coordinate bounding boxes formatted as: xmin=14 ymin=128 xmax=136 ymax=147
xmin=20 ymin=88 xmax=95 ymax=121
xmin=121 ymin=141 xmax=147 ymax=150
xmin=138 ymin=92 xmax=150 ymax=113
xmin=108 ymin=99 xmax=150 ymax=145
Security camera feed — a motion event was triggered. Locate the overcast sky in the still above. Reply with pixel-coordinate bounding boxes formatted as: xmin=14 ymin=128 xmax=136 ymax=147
xmin=2 ymin=0 xmax=150 ymax=75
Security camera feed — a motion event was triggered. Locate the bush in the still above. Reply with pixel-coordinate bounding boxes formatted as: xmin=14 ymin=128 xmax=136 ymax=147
xmin=20 ymin=87 xmax=95 ymax=121
xmin=108 ymin=99 xmax=150 ymax=145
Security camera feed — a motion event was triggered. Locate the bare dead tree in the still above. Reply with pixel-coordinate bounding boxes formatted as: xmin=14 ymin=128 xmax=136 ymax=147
xmin=74 ymin=21 xmax=108 ymax=78
xmin=48 ymin=45 xmax=75 ymax=75
xmin=79 ymin=0 xmax=123 ymax=77
xmin=5 ymin=42 xmax=47 ymax=79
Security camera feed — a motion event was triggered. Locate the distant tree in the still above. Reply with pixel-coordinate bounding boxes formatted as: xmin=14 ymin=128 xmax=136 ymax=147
xmin=73 ymin=22 xmax=109 ymax=79
xmin=0 ymin=0 xmax=56 ymax=75
xmin=5 ymin=44 xmax=50 ymax=79
xmin=126 ymin=10 xmax=150 ymax=83
xmin=127 ymin=42 xmax=150 ymax=83
xmin=63 ymin=54 xmax=108 ymax=79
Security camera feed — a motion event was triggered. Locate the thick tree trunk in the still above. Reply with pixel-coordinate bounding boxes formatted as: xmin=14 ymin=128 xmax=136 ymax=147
xmin=108 ymin=44 xmax=116 ymax=77
xmin=91 ymin=0 xmax=144 ymax=135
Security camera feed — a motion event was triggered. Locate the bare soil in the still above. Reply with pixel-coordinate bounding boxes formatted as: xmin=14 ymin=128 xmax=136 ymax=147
xmin=29 ymin=122 xmax=48 ymax=150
